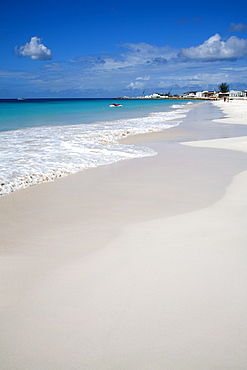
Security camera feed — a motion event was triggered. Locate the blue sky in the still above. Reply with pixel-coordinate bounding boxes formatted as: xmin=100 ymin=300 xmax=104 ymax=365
xmin=1 ymin=0 xmax=247 ymax=98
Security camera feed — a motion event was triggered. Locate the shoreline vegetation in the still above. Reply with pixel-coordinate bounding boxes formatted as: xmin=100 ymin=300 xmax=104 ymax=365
xmin=1 ymin=100 xmax=247 ymax=369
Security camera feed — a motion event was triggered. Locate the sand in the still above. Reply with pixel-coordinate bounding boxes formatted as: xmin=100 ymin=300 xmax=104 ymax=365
xmin=1 ymin=100 xmax=247 ymax=369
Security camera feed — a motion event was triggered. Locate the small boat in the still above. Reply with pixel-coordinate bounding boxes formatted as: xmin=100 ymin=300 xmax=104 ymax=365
xmin=109 ymin=103 xmax=123 ymax=107
xmin=17 ymin=97 xmax=25 ymax=100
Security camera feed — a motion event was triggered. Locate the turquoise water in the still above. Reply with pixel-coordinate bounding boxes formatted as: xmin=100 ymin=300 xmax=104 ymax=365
xmin=0 ymin=98 xmax=189 ymax=132
xmin=0 ymin=98 xmax=193 ymax=195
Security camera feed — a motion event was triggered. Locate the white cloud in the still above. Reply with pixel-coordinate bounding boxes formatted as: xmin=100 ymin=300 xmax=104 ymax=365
xmin=221 ymin=66 xmax=247 ymax=71
xmin=15 ymin=37 xmax=53 ymax=60
xmin=136 ymin=76 xmax=150 ymax=80
xmin=42 ymin=63 xmax=67 ymax=72
xmin=0 ymin=69 xmax=30 ymax=78
xmin=4 ymin=34 xmax=247 ymax=98
xmin=70 ymin=43 xmax=177 ymax=72
xmin=228 ymin=23 xmax=247 ymax=32
xmin=69 ymin=36 xmax=247 ymax=77
xmin=180 ymin=34 xmax=247 ymax=61
xmin=126 ymin=81 xmax=145 ymax=89
xmin=122 ymin=42 xmax=177 ymax=64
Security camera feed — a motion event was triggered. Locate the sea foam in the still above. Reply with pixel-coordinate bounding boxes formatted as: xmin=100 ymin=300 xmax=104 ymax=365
xmin=0 ymin=108 xmax=189 ymax=195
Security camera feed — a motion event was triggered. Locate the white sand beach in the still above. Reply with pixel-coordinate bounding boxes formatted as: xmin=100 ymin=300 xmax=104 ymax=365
xmin=1 ymin=100 xmax=247 ymax=369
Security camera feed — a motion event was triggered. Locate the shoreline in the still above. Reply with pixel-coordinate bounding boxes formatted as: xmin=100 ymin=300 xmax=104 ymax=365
xmin=0 ymin=99 xmax=190 ymax=196
xmin=1 ymin=101 xmax=247 ymax=369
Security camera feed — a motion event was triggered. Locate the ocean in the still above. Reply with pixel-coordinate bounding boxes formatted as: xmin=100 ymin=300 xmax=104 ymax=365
xmin=0 ymin=98 xmax=192 ymax=195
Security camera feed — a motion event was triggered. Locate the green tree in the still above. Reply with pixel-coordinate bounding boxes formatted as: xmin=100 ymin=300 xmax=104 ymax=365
xmin=218 ymin=82 xmax=229 ymax=93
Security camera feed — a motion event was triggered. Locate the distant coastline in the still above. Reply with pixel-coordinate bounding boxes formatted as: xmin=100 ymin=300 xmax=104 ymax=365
xmin=114 ymin=96 xmax=205 ymax=100
xmin=115 ymin=88 xmax=247 ymax=100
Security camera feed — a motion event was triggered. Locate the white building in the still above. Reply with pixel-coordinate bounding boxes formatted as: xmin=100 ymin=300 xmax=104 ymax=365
xmin=229 ymin=90 xmax=247 ymax=98
xmin=196 ymin=91 xmax=203 ymax=98
xmin=196 ymin=91 xmax=217 ymax=99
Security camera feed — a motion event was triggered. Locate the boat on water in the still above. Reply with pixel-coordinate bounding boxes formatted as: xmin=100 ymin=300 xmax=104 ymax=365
xmin=109 ymin=103 xmax=123 ymax=107
xmin=17 ymin=97 xmax=25 ymax=100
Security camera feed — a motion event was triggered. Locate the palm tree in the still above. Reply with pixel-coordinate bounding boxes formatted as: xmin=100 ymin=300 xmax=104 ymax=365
xmin=218 ymin=82 xmax=229 ymax=93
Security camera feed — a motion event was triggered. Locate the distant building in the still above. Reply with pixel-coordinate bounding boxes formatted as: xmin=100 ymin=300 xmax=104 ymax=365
xmin=196 ymin=91 xmax=203 ymax=98
xmin=118 ymin=88 xmax=247 ymax=100
xmin=179 ymin=91 xmax=197 ymax=98
xmin=201 ymin=91 xmax=217 ymax=99
xmin=196 ymin=91 xmax=217 ymax=99
xmin=229 ymin=90 xmax=247 ymax=98
xmin=218 ymin=90 xmax=247 ymax=99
